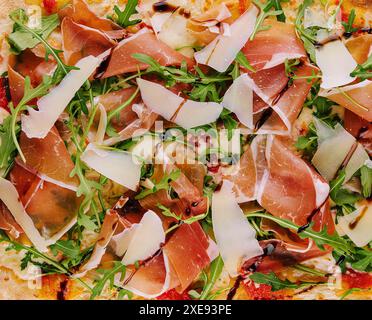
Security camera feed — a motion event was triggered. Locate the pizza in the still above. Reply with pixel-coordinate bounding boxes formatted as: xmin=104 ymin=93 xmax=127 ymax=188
xmin=0 ymin=0 xmax=371 ymax=300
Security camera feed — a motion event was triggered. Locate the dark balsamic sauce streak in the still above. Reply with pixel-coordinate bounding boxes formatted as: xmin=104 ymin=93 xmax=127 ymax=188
xmin=152 ymin=1 xmax=190 ymax=18
xmin=297 ymin=208 xmax=319 ymax=233
xmin=2 ymin=77 xmax=11 ymax=101
xmin=254 ymin=108 xmax=273 ymax=131
xmin=123 ymin=249 xmax=163 ymax=286
xmin=57 ymin=279 xmax=68 ymax=300
xmin=95 ymin=49 xmax=113 ymax=79
xmin=227 ymin=276 xmax=242 ymax=300
xmin=153 ymin=1 xmax=178 ymax=13
xmin=336 ymin=255 xmax=345 ymax=266
xmin=227 ymin=243 xmax=277 ymax=300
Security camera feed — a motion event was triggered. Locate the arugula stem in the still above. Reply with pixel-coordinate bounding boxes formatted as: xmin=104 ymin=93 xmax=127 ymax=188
xmin=1 ymin=237 xmax=92 ymax=292
xmin=107 ymin=87 xmax=139 ymax=123
xmin=245 ymin=212 xmax=353 ymax=256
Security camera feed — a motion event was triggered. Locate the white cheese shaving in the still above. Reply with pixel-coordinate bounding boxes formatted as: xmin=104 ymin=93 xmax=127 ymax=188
xmin=110 ymin=224 xmax=140 ymax=257
xmin=212 ymin=180 xmax=263 ymax=277
xmin=194 ymin=6 xmax=258 ymax=72
xmin=222 ymin=74 xmax=254 ymax=129
xmin=315 ymin=40 xmax=357 ymax=89
xmin=21 ymin=55 xmax=102 ymax=139
xmin=0 ymin=177 xmax=76 ymax=252
xmin=337 ymin=205 xmax=372 ymax=247
xmin=122 ymin=210 xmax=165 ymax=265
xmin=312 ymin=123 xmax=356 ymax=181
xmin=81 ymin=143 xmax=141 ymax=191
xmin=137 ymin=78 xmax=222 ymax=129
xmin=344 ymin=143 xmax=369 ymax=183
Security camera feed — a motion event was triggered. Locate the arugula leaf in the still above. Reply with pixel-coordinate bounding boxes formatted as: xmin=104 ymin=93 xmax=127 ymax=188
xmin=112 ymin=0 xmax=141 ymax=28
xmin=117 ymin=288 xmax=134 ymax=300
xmin=250 ymin=272 xmax=320 ymax=291
xmin=360 ymin=165 xmax=372 ymax=198
xmin=50 ymin=240 xmax=81 ymax=259
xmin=273 ymin=0 xmax=286 ymax=22
xmin=250 ymin=0 xmax=284 ymax=41
xmin=351 ymin=249 xmax=372 ymax=272
xmin=245 ymin=212 xmax=355 ymax=256
xmin=8 ymin=9 xmax=59 ymax=54
xmin=91 ymin=262 xmax=127 ymax=299
xmin=334 ymin=246 xmax=372 ymax=273
xmin=0 ymin=116 xmax=19 ymax=176
xmin=0 ymin=231 xmax=91 ymax=294
xmin=199 ymin=256 xmax=224 ymax=300
xmin=132 ymin=53 xmax=232 ymax=102
xmin=235 ymin=51 xmax=255 ymax=72
xmin=295 ymin=0 xmax=317 ymax=62
xmin=340 ymin=287 xmax=362 ymax=300
xmin=220 ymin=109 xmax=238 ymax=140
xmin=10 ymin=76 xmax=53 ymax=162
xmin=135 ymin=170 xmax=181 ymax=199
xmin=330 ymin=170 xmax=362 ymax=206
xmin=350 ymin=55 xmax=372 ymax=80
xmin=158 ymin=204 xmax=208 ymax=233
xmin=342 ymin=9 xmax=358 ymax=35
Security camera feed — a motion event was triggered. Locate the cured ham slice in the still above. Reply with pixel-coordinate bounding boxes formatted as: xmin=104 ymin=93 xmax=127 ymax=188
xmin=242 ymin=20 xmax=306 ymax=71
xmin=10 ymin=163 xmax=80 ymax=235
xmin=59 ymin=0 xmax=121 ymax=32
xmin=257 ymin=64 xmax=317 ymax=134
xmin=163 ymin=223 xmax=211 ymax=291
xmin=223 ymin=145 xmax=256 ymax=203
xmin=7 ymin=64 xmax=25 ymax=106
xmin=253 ymin=201 xmax=335 ymax=272
xmin=102 ymin=30 xmax=193 ymax=78
xmin=0 ymin=201 xmax=23 ymax=238
xmin=120 ymin=253 xmax=173 ymax=298
xmin=319 ymin=81 xmax=372 ymax=122
xmin=249 ymin=64 xmax=289 ymax=107
xmin=194 ymin=6 xmax=258 ymax=72
xmin=346 ymin=34 xmax=372 ymax=64
xmin=75 ymin=210 xmax=119 ymax=278
xmin=344 ymin=110 xmax=372 ymax=156
xmin=259 ymin=136 xmax=329 ymax=227
xmin=22 ymin=178 xmax=79 ymax=239
xmin=7 ymin=51 xmax=55 ymax=105
xmin=94 ymin=87 xmax=140 ymax=131
xmin=9 ymin=163 xmax=37 ymax=199
xmin=165 ymin=164 xmax=208 ymax=216
xmin=18 ymin=126 xmax=78 ymax=190
xmin=61 ymin=17 xmax=115 ymax=66
xmin=103 ymin=103 xmax=158 ymax=146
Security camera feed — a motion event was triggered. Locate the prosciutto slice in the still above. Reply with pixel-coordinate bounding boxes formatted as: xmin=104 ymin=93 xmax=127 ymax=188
xmin=249 ymin=64 xmax=289 ymax=113
xmin=259 ymin=136 xmax=329 ymax=226
xmin=94 ymin=87 xmax=141 ymax=131
xmin=345 ymin=34 xmax=372 ymax=64
xmin=102 ymin=30 xmax=193 ymax=78
xmin=344 ymin=109 xmax=372 ymax=156
xmin=256 ymin=64 xmax=318 ymax=134
xmin=255 ymin=201 xmax=335 ymax=272
xmin=59 ymin=0 xmax=121 ymax=32
xmin=319 ymin=81 xmax=372 ymax=122
xmin=0 ymin=201 xmax=23 ymax=238
xmin=18 ymin=126 xmax=78 ymax=190
xmin=163 ymin=223 xmax=211 ymax=291
xmin=121 ymin=253 xmax=174 ymax=298
xmin=61 ymin=17 xmax=115 ymax=66
xmin=242 ymin=20 xmax=306 ymax=71
xmin=223 ymin=145 xmax=256 ymax=203
xmin=8 ymin=164 xmax=80 ymax=243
